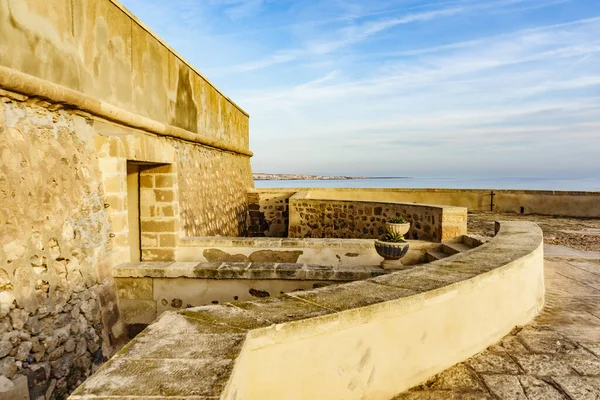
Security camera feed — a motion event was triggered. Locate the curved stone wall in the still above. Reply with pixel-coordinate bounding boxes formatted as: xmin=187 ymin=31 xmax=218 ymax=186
xmin=70 ymin=221 xmax=545 ymax=399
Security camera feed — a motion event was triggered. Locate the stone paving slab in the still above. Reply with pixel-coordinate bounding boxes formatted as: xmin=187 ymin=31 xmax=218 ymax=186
xmin=392 ymin=253 xmax=600 ymax=400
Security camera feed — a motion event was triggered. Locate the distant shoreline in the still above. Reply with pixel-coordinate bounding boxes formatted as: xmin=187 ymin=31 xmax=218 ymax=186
xmin=253 ymin=173 xmax=410 ymax=181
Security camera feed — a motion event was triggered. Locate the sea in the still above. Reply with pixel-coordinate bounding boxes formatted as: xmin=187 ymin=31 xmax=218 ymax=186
xmin=254 ymin=177 xmax=600 ymax=191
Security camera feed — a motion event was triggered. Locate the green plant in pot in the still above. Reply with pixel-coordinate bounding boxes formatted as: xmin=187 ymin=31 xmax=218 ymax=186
xmin=385 ymin=216 xmax=411 ymax=237
xmin=374 ymin=232 xmax=410 ymax=270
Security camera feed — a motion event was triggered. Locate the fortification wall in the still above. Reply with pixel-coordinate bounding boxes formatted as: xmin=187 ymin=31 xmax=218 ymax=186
xmin=0 ymin=0 xmax=253 ymax=396
xmin=0 ymin=0 xmax=249 ymax=149
xmin=288 ymin=192 xmax=466 ymax=242
xmin=248 ymin=188 xmax=600 ymax=234
xmin=0 ymin=99 xmax=119 ymax=398
xmin=70 ymin=221 xmax=545 ymax=400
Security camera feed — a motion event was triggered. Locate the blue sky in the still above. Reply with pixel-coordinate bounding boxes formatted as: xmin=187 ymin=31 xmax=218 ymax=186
xmin=120 ymin=0 xmax=600 ymax=178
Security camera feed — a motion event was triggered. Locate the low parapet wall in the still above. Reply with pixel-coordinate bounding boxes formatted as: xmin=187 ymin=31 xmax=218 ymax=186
xmin=112 ymin=261 xmax=387 ymax=336
xmin=70 ymin=221 xmax=545 ymax=399
xmin=248 ymin=189 xmax=600 ymax=228
xmin=287 ymin=191 xmax=467 ymax=242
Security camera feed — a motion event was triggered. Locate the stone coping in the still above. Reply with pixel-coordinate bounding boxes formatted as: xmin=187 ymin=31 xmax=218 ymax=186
xmin=290 ymin=190 xmax=463 ymax=210
xmin=0 ymin=68 xmax=252 ymax=157
xmin=250 ymin=187 xmax=600 ymax=195
xmin=71 ymin=221 xmax=544 ymax=399
xmin=180 ymin=236 xmax=375 ymax=249
xmin=113 ymin=261 xmax=388 ymax=281
xmin=179 ymin=236 xmax=436 ymax=250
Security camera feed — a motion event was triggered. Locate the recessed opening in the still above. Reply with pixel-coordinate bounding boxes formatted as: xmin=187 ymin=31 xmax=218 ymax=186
xmin=520 ymin=206 xmax=525 ymax=214
xmin=126 ymin=163 xmax=141 ymax=262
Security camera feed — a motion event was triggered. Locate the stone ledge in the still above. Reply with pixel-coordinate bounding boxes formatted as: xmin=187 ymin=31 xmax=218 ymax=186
xmin=113 ymin=261 xmax=389 ymax=281
xmin=179 ymin=236 xmax=379 ymax=250
xmin=71 ymin=221 xmax=544 ymax=400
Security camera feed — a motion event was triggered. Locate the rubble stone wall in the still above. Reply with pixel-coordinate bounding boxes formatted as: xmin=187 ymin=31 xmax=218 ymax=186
xmin=0 ymin=90 xmax=251 ymax=398
xmin=0 ymin=99 xmax=120 ymax=398
xmin=289 ymin=193 xmax=466 ymax=242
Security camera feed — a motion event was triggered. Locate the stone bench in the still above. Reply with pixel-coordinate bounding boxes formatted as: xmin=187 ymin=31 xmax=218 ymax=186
xmin=71 ymin=221 xmax=544 ymax=400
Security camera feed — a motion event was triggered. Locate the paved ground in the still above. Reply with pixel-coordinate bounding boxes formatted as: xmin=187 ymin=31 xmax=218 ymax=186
xmin=467 ymin=212 xmax=600 ymax=252
xmin=394 ymin=217 xmax=600 ymax=400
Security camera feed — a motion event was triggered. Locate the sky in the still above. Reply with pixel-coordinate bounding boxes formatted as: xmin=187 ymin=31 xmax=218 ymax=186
xmin=120 ymin=0 xmax=600 ymax=178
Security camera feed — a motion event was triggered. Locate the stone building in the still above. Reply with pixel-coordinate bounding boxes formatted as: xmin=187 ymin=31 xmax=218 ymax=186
xmin=0 ymin=0 xmax=253 ymax=397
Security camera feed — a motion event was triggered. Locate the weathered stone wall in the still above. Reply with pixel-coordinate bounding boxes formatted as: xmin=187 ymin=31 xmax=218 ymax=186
xmin=112 ymin=261 xmax=386 ymax=334
xmin=0 ymin=94 xmax=252 ymax=396
xmin=174 ymin=141 xmax=252 ymax=237
xmin=0 ymin=1 xmax=254 ymax=397
xmin=251 ymin=188 xmax=600 ymax=218
xmin=177 ymin=237 xmax=439 ymax=267
xmin=246 ymin=190 xmax=467 ymax=241
xmin=288 ymin=193 xmax=467 ymax=242
xmin=0 ymin=0 xmax=248 ymax=149
xmin=290 ymin=199 xmax=441 ymax=241
xmin=246 ymin=191 xmax=292 ymax=237
xmin=0 ymin=99 xmax=122 ymax=398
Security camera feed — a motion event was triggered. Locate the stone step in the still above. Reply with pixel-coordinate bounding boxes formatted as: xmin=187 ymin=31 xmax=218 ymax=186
xmin=441 ymin=242 xmax=473 ymax=256
xmin=463 ymin=234 xmax=491 ymax=248
xmin=426 ymin=250 xmax=450 ymax=262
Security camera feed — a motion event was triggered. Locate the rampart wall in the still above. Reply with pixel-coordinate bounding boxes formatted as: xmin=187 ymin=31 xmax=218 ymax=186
xmin=70 ymin=221 xmax=545 ymax=400
xmin=248 ymin=188 xmax=600 ymax=237
xmin=0 ymin=0 xmax=253 ymax=397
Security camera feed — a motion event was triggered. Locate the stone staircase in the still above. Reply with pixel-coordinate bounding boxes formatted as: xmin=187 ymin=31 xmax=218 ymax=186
xmin=426 ymin=234 xmax=490 ymax=262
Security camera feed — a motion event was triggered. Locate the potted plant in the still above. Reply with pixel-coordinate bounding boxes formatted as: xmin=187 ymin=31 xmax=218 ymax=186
xmin=385 ymin=216 xmax=410 ymax=237
xmin=374 ymin=232 xmax=410 ymax=269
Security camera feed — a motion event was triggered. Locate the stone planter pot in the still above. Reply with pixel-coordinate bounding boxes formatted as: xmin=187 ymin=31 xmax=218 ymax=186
xmin=385 ymin=222 xmax=410 ymax=237
xmin=374 ymin=240 xmax=410 ymax=270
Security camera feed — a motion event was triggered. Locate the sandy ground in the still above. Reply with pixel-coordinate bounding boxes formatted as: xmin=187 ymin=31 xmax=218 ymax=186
xmin=467 ymin=212 xmax=600 ymax=252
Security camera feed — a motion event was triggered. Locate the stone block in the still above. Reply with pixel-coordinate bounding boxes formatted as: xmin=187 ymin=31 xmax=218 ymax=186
xmin=0 ymin=374 xmax=28 ymax=400
xmin=141 ymin=233 xmax=159 ymax=247
xmin=139 ymin=175 xmax=154 ymax=188
xmin=154 ymin=189 xmax=174 ymax=203
xmin=141 ymin=220 xmax=176 ymax=233
xmin=155 ymin=175 xmax=174 ymax=188
xmin=159 ymin=234 xmax=178 ymax=248
xmin=118 ymin=300 xmax=157 ymax=325
xmin=512 ymin=354 xmax=575 ymax=376
xmin=115 ymin=278 xmax=154 ymax=300
xmin=104 ymin=175 xmax=125 ymax=194
xmin=142 ymin=249 xmax=176 ymax=262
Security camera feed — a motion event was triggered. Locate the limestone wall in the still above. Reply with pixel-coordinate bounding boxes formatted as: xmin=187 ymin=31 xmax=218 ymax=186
xmin=0 ymin=92 xmax=252 ymax=398
xmin=0 ymin=0 xmax=254 ymax=397
xmin=250 ymin=188 xmax=600 ymax=219
xmin=287 ymin=192 xmax=467 ymax=242
xmin=0 ymin=94 xmax=252 ymax=389
xmin=246 ymin=191 xmax=292 ymax=237
xmin=246 ymin=190 xmax=468 ymax=241
xmin=0 ymin=99 xmax=121 ymax=398
xmin=0 ymin=0 xmax=248 ymax=149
